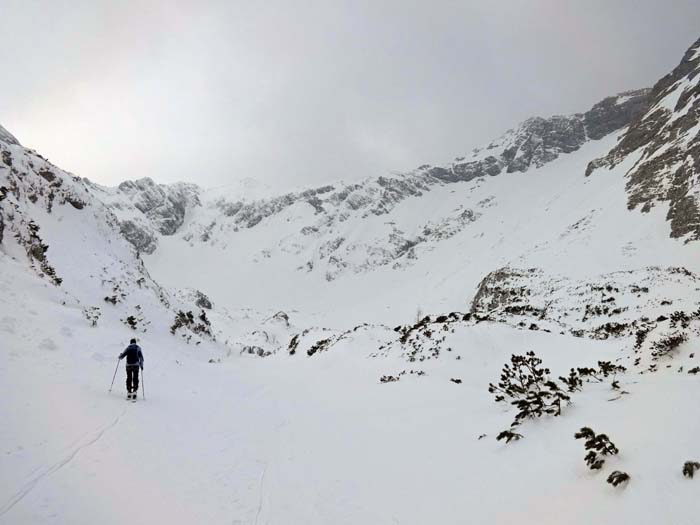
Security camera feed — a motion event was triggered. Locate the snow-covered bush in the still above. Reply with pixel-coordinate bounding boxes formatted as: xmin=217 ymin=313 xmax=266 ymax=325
xmin=607 ymin=471 xmax=630 ymax=487
xmin=575 ymin=427 xmax=619 ymax=470
xmin=651 ymin=332 xmax=688 ymax=360
xmin=170 ymin=309 xmax=214 ymax=342
xmin=121 ymin=306 xmax=149 ymax=332
xmin=575 ymin=361 xmax=626 ymax=385
xmin=559 ymin=368 xmax=583 ymax=392
xmin=242 ymin=345 xmax=272 ymax=358
xmin=15 ymin=221 xmax=62 ymax=286
xmin=82 ymin=306 xmax=101 ymax=327
xmin=683 ymin=461 xmax=700 ymax=478
xmin=496 ymin=430 xmax=523 ymax=443
xmin=489 ymin=352 xmax=571 ymax=437
xmin=670 ymin=311 xmax=690 ymax=329
xmin=103 ymin=283 xmax=127 ymax=305
xmin=307 ymin=338 xmax=331 ymax=356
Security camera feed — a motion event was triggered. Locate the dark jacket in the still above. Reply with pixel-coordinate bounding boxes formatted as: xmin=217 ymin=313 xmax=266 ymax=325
xmin=119 ymin=344 xmax=144 ymax=368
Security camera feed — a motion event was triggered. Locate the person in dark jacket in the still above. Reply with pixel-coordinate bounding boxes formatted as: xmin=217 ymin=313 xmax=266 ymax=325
xmin=119 ymin=338 xmax=144 ymax=399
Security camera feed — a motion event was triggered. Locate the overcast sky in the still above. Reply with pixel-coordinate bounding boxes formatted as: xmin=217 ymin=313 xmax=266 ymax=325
xmin=2 ymin=1 xmax=699 ymax=189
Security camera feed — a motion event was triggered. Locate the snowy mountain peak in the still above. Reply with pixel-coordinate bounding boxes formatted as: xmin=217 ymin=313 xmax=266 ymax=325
xmin=90 ymin=177 xmax=202 ymax=253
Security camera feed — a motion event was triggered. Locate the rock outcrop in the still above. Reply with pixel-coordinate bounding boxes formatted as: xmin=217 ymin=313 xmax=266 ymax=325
xmin=587 ymin=37 xmax=700 ymax=242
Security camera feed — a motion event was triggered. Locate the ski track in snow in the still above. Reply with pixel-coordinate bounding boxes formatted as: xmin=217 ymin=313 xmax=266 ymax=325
xmin=253 ymin=462 xmax=268 ymax=525
xmin=0 ymin=410 xmax=126 ymax=518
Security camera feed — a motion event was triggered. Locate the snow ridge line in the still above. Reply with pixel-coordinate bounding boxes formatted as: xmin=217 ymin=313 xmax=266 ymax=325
xmin=0 ymin=410 xmax=126 ymax=518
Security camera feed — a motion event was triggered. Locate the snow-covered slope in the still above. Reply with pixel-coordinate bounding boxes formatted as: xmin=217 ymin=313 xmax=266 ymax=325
xmin=1 ymin=36 xmax=700 ymax=525
xmin=144 ymin=125 xmax=697 ymax=329
xmin=0 ymin=133 xmax=232 ymax=349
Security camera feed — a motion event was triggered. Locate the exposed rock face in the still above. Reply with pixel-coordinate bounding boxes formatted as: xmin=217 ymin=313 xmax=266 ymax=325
xmin=194 ymin=290 xmax=213 ymax=310
xmin=587 ymin=37 xmax=700 ymax=242
xmin=583 ymin=90 xmax=652 ymax=140
xmin=119 ymin=219 xmax=158 ymax=254
xmin=91 ymin=177 xmax=202 ymax=253
xmin=470 ymin=266 xmax=699 ymax=339
xmin=423 ymin=89 xmax=650 ymax=185
xmin=116 ymin=178 xmax=201 ymax=235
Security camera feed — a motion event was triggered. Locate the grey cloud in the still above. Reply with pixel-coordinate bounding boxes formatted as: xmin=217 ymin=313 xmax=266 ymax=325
xmin=1 ymin=0 xmax=699 ymax=189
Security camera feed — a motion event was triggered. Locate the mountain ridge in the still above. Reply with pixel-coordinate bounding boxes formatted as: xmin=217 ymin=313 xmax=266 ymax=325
xmin=92 ymin=87 xmax=651 ymax=255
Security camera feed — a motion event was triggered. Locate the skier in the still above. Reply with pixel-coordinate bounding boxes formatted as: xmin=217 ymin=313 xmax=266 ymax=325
xmin=119 ymin=338 xmax=144 ymax=400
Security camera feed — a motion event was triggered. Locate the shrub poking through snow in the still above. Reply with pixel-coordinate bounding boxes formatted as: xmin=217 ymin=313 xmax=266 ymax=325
xmin=489 ymin=352 xmax=571 ymax=439
xmin=670 ymin=311 xmax=690 ymax=329
xmin=307 ymin=338 xmax=331 ymax=356
xmin=489 ymin=352 xmax=552 ymax=402
xmin=607 ymin=471 xmax=630 ymax=487
xmin=598 ymin=361 xmax=627 ymax=378
xmin=288 ymin=334 xmax=300 ymax=355
xmin=575 ymin=427 xmax=619 ymax=470
xmin=575 ymin=361 xmax=626 ymax=387
xmin=651 ymin=332 xmax=688 ymax=361
xmin=170 ymin=309 xmax=214 ymax=342
xmin=496 ymin=430 xmax=523 ymax=443
xmin=560 ymin=368 xmax=583 ymax=392
xmin=634 ymin=328 xmax=650 ymax=349
xmin=121 ymin=306 xmax=148 ymax=332
xmin=82 ymin=306 xmax=101 ymax=327
xmin=683 ymin=461 xmax=700 ymax=478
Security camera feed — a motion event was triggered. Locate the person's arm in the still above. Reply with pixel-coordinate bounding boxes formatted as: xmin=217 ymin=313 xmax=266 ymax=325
xmin=118 ymin=349 xmax=127 ymax=360
xmin=138 ymin=349 xmax=144 ymax=369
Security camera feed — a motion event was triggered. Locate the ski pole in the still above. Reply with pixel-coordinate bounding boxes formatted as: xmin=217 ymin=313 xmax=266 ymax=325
xmin=141 ymin=368 xmax=146 ymax=401
xmin=109 ymin=359 xmax=120 ymax=393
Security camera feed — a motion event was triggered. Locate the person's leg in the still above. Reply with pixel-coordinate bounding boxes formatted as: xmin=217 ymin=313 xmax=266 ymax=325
xmin=125 ymin=367 xmax=132 ymax=393
xmin=133 ymin=367 xmax=140 ymax=393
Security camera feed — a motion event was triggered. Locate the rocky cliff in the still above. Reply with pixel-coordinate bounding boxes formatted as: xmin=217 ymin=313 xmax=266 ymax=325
xmin=587 ymin=38 xmax=700 ymax=242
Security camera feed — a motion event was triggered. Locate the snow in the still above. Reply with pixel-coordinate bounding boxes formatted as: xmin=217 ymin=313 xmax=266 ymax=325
xmin=2 ymin=253 xmax=699 ymax=523
xmin=615 ymin=94 xmax=633 ymax=105
xmin=2 ymin=52 xmax=700 ymax=522
xmin=145 ymin=131 xmax=697 ymax=329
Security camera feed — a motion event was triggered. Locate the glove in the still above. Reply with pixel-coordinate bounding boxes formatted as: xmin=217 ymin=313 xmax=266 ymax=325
xmin=140 ymin=364 xmax=144 ymax=370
